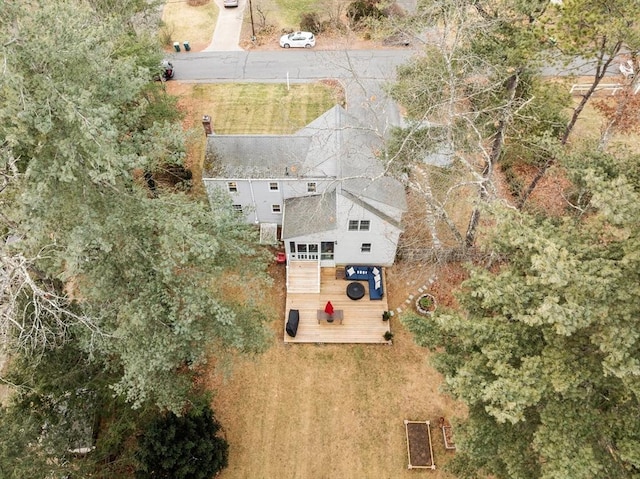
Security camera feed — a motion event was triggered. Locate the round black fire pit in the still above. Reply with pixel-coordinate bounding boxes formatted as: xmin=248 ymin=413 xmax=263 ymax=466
xmin=347 ymin=281 xmax=366 ymax=300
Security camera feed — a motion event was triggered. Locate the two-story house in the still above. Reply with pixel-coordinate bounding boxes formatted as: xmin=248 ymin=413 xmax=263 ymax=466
xmin=202 ymin=105 xmax=406 ymax=268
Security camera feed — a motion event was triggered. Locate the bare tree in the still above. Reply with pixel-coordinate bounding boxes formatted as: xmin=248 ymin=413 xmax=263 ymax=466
xmin=597 ymin=57 xmax=640 ymax=151
xmin=386 ymin=0 xmax=541 ymax=254
xmin=0 ymin=247 xmax=105 ymax=354
xmin=518 ymin=0 xmax=640 ymax=207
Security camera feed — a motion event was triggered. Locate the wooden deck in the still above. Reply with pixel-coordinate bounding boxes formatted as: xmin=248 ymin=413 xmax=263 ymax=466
xmin=284 ymin=266 xmax=390 ymax=343
xmin=286 ymin=260 xmax=320 ymax=293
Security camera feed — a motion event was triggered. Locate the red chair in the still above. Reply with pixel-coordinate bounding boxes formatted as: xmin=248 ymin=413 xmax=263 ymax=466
xmin=276 ymin=252 xmax=286 ymax=264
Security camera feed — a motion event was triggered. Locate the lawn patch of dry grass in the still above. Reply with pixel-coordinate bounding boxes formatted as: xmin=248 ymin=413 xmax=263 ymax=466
xmin=567 ymin=97 xmax=640 ymax=154
xmin=161 ymin=0 xmax=217 ymax=51
xmin=206 ymin=264 xmax=462 ymax=479
xmin=193 ymin=82 xmax=340 ymax=134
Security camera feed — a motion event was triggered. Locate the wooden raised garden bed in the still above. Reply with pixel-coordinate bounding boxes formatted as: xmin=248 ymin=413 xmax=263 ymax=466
xmin=404 ymin=420 xmax=436 ymax=470
xmin=439 ymin=417 xmax=456 ymax=450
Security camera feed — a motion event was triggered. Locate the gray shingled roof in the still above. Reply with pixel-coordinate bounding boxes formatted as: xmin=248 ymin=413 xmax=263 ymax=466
xmin=293 ymin=105 xmax=379 ymax=178
xmin=204 ymin=104 xmax=407 ymax=215
xmin=282 ymin=190 xmax=337 ymax=239
xmin=205 ymin=136 xmax=310 ymax=178
xmin=342 ymin=176 xmax=407 ymax=212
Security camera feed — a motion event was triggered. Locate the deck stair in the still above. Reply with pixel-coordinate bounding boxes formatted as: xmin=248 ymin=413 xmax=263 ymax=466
xmin=286 ymin=260 xmax=320 ymax=293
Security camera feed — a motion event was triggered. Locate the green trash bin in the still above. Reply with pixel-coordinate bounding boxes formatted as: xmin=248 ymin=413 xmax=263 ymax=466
xmin=183 ymin=41 xmax=191 ymax=51
xmin=173 ymin=42 xmax=180 ymax=52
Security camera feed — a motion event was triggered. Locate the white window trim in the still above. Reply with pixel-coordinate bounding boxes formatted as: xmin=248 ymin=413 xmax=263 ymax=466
xmin=228 ymin=181 xmax=238 ymax=192
xmin=269 ymin=182 xmax=279 ymax=191
xmin=349 ymin=220 xmax=371 ymax=231
xmin=272 ymin=204 xmax=282 ymax=213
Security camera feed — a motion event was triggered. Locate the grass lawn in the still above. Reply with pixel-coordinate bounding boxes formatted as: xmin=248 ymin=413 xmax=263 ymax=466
xmin=192 ymin=82 xmax=341 ymax=134
xmin=206 ymin=263 xmax=461 ymax=479
xmin=161 ymin=0 xmax=217 ymax=51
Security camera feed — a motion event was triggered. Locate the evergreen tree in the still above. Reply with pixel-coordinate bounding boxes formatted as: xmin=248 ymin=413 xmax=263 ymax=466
xmin=1 ymin=0 xmax=270 ymax=413
xmin=403 ymin=152 xmax=640 ymax=478
xmin=136 ymin=404 xmax=229 ymax=479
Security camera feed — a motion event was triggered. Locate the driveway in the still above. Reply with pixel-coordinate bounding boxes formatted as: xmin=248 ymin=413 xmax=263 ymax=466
xmin=205 ymin=0 xmax=245 ymax=51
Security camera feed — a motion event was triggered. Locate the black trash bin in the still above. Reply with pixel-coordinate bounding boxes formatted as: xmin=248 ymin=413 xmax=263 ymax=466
xmin=173 ymin=42 xmax=180 ymax=52
xmin=183 ymin=41 xmax=191 ymax=51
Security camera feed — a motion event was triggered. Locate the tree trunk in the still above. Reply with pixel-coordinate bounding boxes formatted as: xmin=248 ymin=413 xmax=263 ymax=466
xmin=599 ymin=69 xmax=640 ymax=151
xmin=465 ymin=71 xmax=520 ymax=247
xmin=518 ymin=40 xmax=622 ymax=209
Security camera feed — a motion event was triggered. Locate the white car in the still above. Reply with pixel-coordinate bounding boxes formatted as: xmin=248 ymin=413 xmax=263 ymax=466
xmin=279 ymin=31 xmax=316 ymax=49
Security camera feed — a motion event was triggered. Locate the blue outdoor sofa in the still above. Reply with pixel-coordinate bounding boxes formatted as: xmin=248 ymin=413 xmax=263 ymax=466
xmin=344 ymin=265 xmax=384 ymax=300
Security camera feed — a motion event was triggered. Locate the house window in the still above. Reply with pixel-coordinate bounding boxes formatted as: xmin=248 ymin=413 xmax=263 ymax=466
xmin=272 ymin=204 xmax=282 ymax=213
xmin=361 ymin=243 xmax=372 ymax=253
xmin=307 ymin=182 xmax=317 ymax=193
xmin=321 ymin=241 xmax=334 ymax=260
xmin=228 ymin=181 xmax=238 ymax=192
xmin=232 ymin=204 xmax=243 ymax=213
xmin=349 ymin=220 xmax=370 ymax=231
xmin=269 ymin=182 xmax=279 ymax=191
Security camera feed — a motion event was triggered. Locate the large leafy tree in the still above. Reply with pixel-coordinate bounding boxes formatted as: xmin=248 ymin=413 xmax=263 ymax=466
xmin=0 ymin=7 xmax=271 ymax=479
xmin=403 ymin=151 xmax=640 ymax=478
xmin=0 ymin=340 xmax=131 ymax=479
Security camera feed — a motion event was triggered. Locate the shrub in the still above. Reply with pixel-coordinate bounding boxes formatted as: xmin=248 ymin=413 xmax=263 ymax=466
xmin=136 ymin=405 xmax=228 ymax=479
xmin=158 ymin=22 xmax=174 ymax=47
xmin=346 ymin=0 xmax=384 ymax=26
xmin=415 ymin=293 xmax=436 ymax=315
xmin=418 ymin=295 xmax=433 ymax=310
xmin=300 ymin=12 xmax=322 ymax=34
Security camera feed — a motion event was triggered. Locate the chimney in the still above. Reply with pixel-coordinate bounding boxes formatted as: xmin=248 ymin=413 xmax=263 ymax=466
xmin=202 ymin=115 xmax=212 ymax=135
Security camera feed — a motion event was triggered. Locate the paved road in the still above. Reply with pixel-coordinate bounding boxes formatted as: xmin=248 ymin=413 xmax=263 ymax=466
xmin=168 ymin=49 xmax=416 ymax=83
xmin=540 ymin=55 xmax=623 ymax=77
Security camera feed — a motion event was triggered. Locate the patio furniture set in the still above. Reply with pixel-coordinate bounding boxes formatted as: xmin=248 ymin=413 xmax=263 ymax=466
xmin=344 ymin=265 xmax=384 ymax=300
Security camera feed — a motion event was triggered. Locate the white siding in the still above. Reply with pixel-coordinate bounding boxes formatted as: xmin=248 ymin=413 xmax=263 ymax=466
xmin=285 ymin=194 xmax=400 ymax=266
xmin=204 ymin=177 xmax=336 ymax=225
xmin=204 ymin=179 xmax=257 ymax=223
xmin=334 ymin=195 xmax=399 ymax=266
